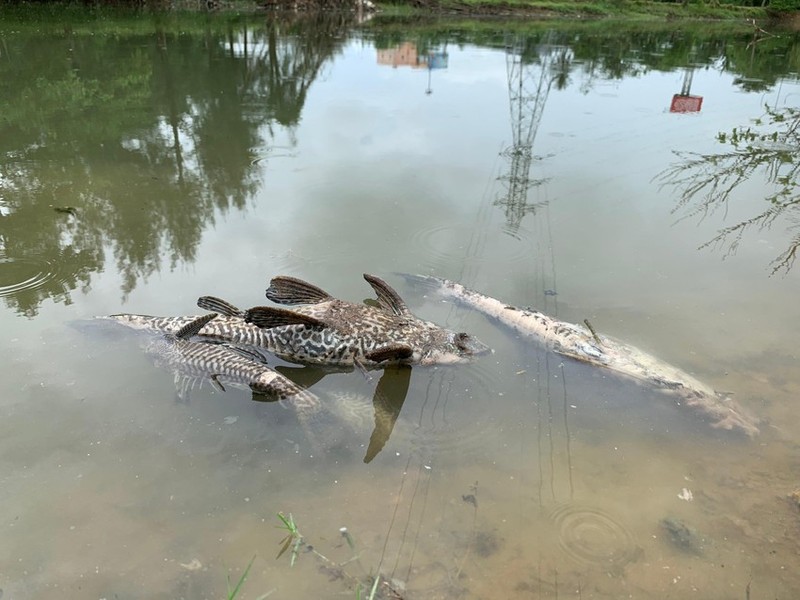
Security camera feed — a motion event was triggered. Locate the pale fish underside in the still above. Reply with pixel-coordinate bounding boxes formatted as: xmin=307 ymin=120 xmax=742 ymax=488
xmin=403 ymin=274 xmax=760 ymax=437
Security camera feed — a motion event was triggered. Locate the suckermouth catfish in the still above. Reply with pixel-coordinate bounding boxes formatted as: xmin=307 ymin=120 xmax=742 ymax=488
xmin=98 ymin=311 xmax=412 ymax=462
xmin=146 ymin=313 xmax=320 ymax=414
xmin=403 ymin=274 xmax=760 ymax=437
xmin=107 ymin=274 xmax=489 ymax=369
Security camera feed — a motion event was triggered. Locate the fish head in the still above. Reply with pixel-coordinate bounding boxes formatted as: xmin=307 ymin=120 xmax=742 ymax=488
xmin=417 ymin=325 xmax=490 ymax=365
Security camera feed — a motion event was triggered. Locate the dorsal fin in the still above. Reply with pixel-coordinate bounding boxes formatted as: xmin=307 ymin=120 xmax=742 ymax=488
xmin=363 ymin=274 xmax=411 ymax=317
xmin=197 ymin=296 xmax=244 ymax=318
xmin=245 ymin=306 xmax=327 ymax=329
xmin=266 ymin=276 xmax=332 ymax=305
xmin=174 ymin=313 xmax=217 ymax=340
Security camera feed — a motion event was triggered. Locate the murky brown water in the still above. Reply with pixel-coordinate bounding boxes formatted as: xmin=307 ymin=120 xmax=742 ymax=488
xmin=1 ymin=10 xmax=799 ymax=599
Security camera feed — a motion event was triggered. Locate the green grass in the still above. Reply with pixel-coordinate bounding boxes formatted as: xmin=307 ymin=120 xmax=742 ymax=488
xmin=275 ymin=512 xmax=304 ymax=567
xmin=377 ymin=0 xmax=768 ymax=20
xmin=227 ymin=555 xmax=256 ymax=600
xmin=0 ymin=0 xmax=776 ymax=24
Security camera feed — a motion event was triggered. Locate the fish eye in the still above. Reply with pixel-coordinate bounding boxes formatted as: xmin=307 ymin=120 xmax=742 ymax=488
xmin=455 ymin=332 xmax=470 ymax=349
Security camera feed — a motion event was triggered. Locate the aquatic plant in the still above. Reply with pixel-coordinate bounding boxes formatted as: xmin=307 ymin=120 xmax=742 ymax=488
xmin=275 ymin=512 xmax=304 ymax=567
xmin=226 ymin=554 xmax=255 ymax=600
xmin=274 ymin=513 xmax=403 ymax=599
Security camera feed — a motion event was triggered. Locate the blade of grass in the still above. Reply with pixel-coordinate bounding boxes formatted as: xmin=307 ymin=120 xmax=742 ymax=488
xmin=227 ymin=554 xmax=256 ymax=600
xmin=276 ymin=535 xmax=293 ymax=560
xmin=367 ymin=573 xmax=380 ymax=600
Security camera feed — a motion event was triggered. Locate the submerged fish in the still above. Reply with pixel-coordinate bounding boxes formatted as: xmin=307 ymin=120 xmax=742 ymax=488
xmin=150 ymin=317 xmax=412 ymax=462
xmin=107 ymin=274 xmax=488 ymax=369
xmin=403 ymin=274 xmax=760 ymax=437
xmin=145 ymin=313 xmax=321 ymax=413
xmin=99 ymin=311 xmax=415 ymax=462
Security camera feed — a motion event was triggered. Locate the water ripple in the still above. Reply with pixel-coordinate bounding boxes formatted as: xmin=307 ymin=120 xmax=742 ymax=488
xmin=0 ymin=253 xmax=60 ymax=298
xmin=410 ymin=223 xmax=530 ymax=274
xmin=548 ymin=504 xmax=639 ymax=568
xmin=401 ymin=362 xmax=509 ymax=460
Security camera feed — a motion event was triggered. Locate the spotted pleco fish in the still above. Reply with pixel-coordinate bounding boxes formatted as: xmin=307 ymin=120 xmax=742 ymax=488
xmin=403 ymin=274 xmax=760 ymax=437
xmin=106 ymin=274 xmax=489 ymax=369
xmin=145 ymin=313 xmax=321 ymax=415
xmin=240 ymin=273 xmax=489 ymax=368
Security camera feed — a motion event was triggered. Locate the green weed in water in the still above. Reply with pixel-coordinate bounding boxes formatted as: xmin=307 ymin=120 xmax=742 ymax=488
xmin=275 ymin=512 xmax=304 ymax=567
xmin=226 ymin=554 xmax=255 ymax=600
xmin=273 ymin=513 xmax=401 ymax=599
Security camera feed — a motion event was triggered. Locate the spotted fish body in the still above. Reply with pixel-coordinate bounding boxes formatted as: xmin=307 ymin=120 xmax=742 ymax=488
xmin=244 ymin=274 xmax=489 ymax=368
xmin=407 ymin=274 xmax=760 ymax=437
xmin=99 ymin=312 xmax=408 ymax=460
xmin=107 ymin=312 xmax=287 ymax=351
xmin=144 ymin=314 xmax=321 ymax=417
xmin=106 ymin=274 xmax=489 ymax=369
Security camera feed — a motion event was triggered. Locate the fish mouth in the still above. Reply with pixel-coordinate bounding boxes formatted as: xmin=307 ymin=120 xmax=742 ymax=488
xmin=454 ymin=332 xmax=491 ymax=357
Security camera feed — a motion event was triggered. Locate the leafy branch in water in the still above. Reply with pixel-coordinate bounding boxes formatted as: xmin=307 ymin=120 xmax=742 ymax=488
xmin=658 ymin=105 xmax=800 ymax=275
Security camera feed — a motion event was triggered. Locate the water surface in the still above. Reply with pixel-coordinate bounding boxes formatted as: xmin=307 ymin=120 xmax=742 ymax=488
xmin=1 ymin=12 xmax=799 ymax=599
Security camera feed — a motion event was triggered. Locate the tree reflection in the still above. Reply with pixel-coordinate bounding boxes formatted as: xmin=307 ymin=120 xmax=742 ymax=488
xmin=659 ymin=104 xmax=799 ymax=274
xmin=0 ymin=13 xmax=350 ymax=316
xmin=2 ymin=18 xmax=799 ymax=316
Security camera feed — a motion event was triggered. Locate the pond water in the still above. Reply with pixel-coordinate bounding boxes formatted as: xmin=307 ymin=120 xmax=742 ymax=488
xmin=1 ymin=11 xmax=799 ymax=599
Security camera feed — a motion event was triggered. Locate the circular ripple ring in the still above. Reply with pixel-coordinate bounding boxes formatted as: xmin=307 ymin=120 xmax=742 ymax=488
xmin=549 ymin=504 xmax=638 ymax=567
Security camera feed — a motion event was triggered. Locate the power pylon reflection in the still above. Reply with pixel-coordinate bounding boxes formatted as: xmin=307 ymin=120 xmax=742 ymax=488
xmin=496 ymin=34 xmax=572 ymax=233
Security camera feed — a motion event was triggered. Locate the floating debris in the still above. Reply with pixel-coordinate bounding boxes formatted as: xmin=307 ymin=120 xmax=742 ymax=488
xmin=180 ymin=558 xmax=203 ymax=571
xmin=52 ymin=206 xmax=78 ymax=216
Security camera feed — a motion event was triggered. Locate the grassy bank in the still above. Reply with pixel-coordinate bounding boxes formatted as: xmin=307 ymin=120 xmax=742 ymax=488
xmin=0 ymin=0 xmax=777 ymax=21
xmin=375 ymin=0 xmax=770 ymax=20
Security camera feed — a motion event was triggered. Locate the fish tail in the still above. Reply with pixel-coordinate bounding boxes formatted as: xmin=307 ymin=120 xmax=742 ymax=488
xmin=101 ymin=313 xmax=199 ymax=334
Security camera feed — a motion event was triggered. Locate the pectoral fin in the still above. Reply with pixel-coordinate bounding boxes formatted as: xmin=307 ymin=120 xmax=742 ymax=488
xmin=209 ymin=374 xmax=226 ymax=393
xmin=364 ymin=274 xmax=412 ymax=317
xmin=197 ymin=296 xmax=244 ymax=318
xmin=364 ymin=365 xmax=411 ymax=463
xmin=365 ymin=344 xmax=414 ymax=363
xmin=245 ymin=306 xmax=327 ymax=329
xmin=266 ymin=276 xmax=332 ymax=305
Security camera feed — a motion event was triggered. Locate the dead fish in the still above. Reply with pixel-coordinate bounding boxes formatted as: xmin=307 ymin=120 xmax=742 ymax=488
xmin=402 ymin=274 xmax=760 ymax=437
xmin=145 ymin=313 xmax=320 ymax=415
xmin=196 ymin=273 xmax=490 ymax=369
xmin=97 ymin=313 xmax=412 ymax=461
xmin=102 ymin=275 xmax=488 ymax=369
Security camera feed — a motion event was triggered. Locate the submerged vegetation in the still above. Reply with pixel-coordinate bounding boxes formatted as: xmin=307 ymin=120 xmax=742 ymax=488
xmin=273 ymin=512 xmax=403 ymax=599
